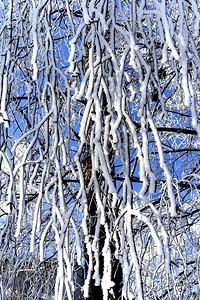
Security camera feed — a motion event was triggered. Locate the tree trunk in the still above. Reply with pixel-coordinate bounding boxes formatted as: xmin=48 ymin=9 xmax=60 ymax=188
xmin=83 ymin=121 xmax=123 ymax=299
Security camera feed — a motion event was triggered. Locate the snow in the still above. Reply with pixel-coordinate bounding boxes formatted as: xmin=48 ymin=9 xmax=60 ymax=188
xmin=31 ymin=11 xmax=39 ymax=80
xmin=161 ymin=0 xmax=179 ymax=60
xmin=148 ymin=112 xmax=177 ymax=217
xmin=92 ymin=211 xmax=101 ymax=286
xmin=15 ymin=166 xmax=24 ymax=238
xmin=40 ymin=219 xmax=53 ymax=261
xmin=101 ymin=225 xmax=115 ymax=300
xmin=189 ymin=80 xmax=200 ymax=137
xmin=0 ymin=74 xmax=10 ymax=128
xmin=1 ymin=74 xmax=7 ymax=112
xmin=190 ymin=0 xmax=200 ymax=37
xmin=96 ymin=142 xmax=118 ymax=196
xmin=81 ymin=0 xmax=91 ymax=24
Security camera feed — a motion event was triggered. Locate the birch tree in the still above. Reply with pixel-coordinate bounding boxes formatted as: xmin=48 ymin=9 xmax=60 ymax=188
xmin=0 ymin=0 xmax=200 ymax=299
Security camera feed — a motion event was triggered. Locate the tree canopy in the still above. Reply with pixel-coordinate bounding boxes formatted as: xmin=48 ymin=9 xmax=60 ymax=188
xmin=0 ymin=0 xmax=200 ymax=299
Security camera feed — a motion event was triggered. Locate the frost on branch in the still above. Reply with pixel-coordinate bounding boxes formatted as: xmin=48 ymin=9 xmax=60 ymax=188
xmin=0 ymin=0 xmax=200 ymax=299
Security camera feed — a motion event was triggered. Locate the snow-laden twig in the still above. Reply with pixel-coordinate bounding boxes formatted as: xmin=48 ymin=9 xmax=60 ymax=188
xmin=147 ymin=112 xmax=177 ymax=217
xmin=31 ymin=0 xmax=48 ymax=80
